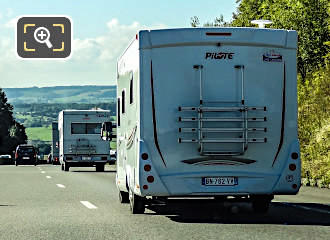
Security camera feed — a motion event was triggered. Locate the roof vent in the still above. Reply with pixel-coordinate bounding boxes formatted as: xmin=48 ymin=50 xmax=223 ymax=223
xmin=251 ymin=20 xmax=272 ymax=28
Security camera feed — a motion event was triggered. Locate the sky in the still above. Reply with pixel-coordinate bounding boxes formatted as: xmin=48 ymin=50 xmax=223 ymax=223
xmin=0 ymin=0 xmax=238 ymax=88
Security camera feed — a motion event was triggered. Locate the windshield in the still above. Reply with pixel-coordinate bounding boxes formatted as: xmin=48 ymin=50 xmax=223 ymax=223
xmin=19 ymin=148 xmax=35 ymax=153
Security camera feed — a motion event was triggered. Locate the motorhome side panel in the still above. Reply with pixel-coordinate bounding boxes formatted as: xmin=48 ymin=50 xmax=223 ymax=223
xmin=116 ymin=39 xmax=140 ymax=192
xmin=58 ymin=112 xmax=64 ymax=162
xmin=51 ymin=122 xmax=59 ymax=161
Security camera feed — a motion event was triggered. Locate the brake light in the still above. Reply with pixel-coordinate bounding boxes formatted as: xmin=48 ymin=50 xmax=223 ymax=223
xmin=144 ymin=164 xmax=151 ymax=172
xmin=147 ymin=176 xmax=154 ymax=183
xmin=141 ymin=153 xmax=148 ymax=160
xmin=206 ymin=32 xmax=232 ymax=36
xmin=289 ymin=164 xmax=296 ymax=171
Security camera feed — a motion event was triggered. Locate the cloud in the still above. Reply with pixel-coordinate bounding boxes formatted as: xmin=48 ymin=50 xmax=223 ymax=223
xmin=4 ymin=17 xmax=17 ymax=29
xmin=0 ymin=18 xmax=167 ymax=88
xmin=6 ymin=8 xmax=14 ymax=18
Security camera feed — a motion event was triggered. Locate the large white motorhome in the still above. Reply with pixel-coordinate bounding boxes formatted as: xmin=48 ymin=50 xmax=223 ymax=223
xmin=58 ymin=110 xmax=111 ymax=172
xmin=112 ymin=27 xmax=301 ymax=214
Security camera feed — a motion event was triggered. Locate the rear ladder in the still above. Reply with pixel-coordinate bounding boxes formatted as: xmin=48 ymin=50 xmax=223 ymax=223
xmin=178 ymin=64 xmax=267 ymax=156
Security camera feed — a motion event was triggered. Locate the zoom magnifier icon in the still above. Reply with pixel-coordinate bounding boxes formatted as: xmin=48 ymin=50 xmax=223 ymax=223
xmin=34 ymin=27 xmax=53 ymax=48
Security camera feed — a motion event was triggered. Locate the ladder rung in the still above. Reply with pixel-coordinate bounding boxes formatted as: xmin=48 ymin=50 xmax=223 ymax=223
xmin=178 ymin=106 xmax=266 ymax=112
xmin=179 ymin=117 xmax=267 ymax=122
xmin=178 ymin=138 xmax=267 ymax=143
xmin=179 ymin=127 xmax=267 ymax=133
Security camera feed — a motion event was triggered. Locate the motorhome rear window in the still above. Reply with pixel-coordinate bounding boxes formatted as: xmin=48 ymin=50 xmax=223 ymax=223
xmin=71 ymin=123 xmax=101 ymax=134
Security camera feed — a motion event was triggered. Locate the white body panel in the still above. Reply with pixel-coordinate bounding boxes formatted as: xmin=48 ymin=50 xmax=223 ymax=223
xmin=58 ymin=110 xmax=111 ymax=165
xmin=116 ymin=28 xmax=300 ymax=197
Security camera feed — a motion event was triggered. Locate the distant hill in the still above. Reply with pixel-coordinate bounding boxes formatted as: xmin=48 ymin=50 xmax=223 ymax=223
xmin=3 ymin=85 xmax=116 ymax=104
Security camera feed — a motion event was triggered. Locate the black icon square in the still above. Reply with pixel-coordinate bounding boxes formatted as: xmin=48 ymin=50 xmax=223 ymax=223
xmin=17 ymin=16 xmax=72 ymax=59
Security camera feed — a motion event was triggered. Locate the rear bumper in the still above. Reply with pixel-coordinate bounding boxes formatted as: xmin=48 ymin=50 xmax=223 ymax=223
xmin=64 ymin=161 xmax=107 ymax=167
xmin=138 ymin=171 xmax=300 ymax=197
xmin=16 ymin=158 xmax=37 ymax=165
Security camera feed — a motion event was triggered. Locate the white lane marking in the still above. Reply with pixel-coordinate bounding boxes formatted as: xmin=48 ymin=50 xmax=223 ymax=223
xmin=41 ymin=171 xmax=46 ymax=173
xmin=46 ymin=176 xmax=52 ymax=179
xmin=56 ymin=184 xmax=66 ymax=188
xmin=281 ymin=202 xmax=330 ymax=215
xmin=80 ymin=201 xmax=98 ymax=209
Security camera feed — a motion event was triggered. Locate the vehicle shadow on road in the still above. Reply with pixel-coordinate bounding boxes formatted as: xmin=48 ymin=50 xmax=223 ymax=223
xmin=71 ymin=170 xmax=116 ymax=173
xmin=146 ymin=200 xmax=330 ymax=226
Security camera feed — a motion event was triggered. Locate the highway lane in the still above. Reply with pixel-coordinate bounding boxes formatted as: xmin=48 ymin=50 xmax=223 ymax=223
xmin=0 ymin=165 xmax=329 ymax=240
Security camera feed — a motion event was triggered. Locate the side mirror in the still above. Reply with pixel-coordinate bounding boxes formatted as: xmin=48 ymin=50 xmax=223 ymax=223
xmin=101 ymin=122 xmax=116 ymax=141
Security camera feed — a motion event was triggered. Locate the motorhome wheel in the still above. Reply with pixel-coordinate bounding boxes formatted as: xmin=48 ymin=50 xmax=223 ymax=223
xmin=119 ymin=191 xmax=129 ymax=203
xmin=129 ymin=188 xmax=145 ymax=214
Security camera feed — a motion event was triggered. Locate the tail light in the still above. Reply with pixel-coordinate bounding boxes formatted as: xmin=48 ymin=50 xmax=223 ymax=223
xmin=147 ymin=176 xmax=154 ymax=183
xmin=144 ymin=164 xmax=151 ymax=172
xmin=289 ymin=164 xmax=296 ymax=171
xmin=141 ymin=153 xmax=148 ymax=160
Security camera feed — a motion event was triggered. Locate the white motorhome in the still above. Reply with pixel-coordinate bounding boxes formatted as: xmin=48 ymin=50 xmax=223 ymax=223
xmin=114 ymin=28 xmax=300 ymax=214
xmin=58 ymin=110 xmax=111 ymax=172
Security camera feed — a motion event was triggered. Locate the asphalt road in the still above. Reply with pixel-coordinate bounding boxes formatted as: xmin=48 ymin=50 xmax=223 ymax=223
xmin=0 ymin=165 xmax=329 ymax=240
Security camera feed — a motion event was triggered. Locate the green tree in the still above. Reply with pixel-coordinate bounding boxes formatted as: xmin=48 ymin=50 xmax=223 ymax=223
xmin=0 ymin=88 xmax=27 ymax=155
xmin=231 ymin=0 xmax=330 ymax=81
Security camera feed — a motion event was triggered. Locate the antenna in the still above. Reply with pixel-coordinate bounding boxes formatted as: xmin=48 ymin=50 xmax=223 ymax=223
xmin=251 ymin=20 xmax=273 ymax=28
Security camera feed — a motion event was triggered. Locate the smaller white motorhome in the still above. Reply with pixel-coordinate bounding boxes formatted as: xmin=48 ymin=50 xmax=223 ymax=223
xmin=58 ymin=110 xmax=111 ymax=172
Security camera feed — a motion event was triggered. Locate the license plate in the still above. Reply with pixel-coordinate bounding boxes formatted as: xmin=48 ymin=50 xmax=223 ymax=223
xmin=82 ymin=156 xmax=91 ymax=161
xmin=23 ymin=157 xmax=30 ymax=160
xmin=202 ymin=177 xmax=238 ymax=186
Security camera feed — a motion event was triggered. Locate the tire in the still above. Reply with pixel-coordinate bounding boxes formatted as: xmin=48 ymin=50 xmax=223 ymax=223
xmin=64 ymin=162 xmax=70 ymax=172
xmin=129 ymin=188 xmax=145 ymax=214
xmin=214 ymin=196 xmax=226 ymax=201
xmin=251 ymin=196 xmax=271 ymax=213
xmin=96 ymin=165 xmax=104 ymax=172
xmin=119 ymin=191 xmax=129 ymax=204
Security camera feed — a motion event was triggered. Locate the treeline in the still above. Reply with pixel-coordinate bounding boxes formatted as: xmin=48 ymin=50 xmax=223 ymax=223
xmin=192 ymin=0 xmax=330 ymax=185
xmin=14 ymin=102 xmax=116 ymax=127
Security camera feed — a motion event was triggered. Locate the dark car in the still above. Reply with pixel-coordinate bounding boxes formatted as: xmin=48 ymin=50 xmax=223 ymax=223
xmin=15 ymin=145 xmax=38 ymax=166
